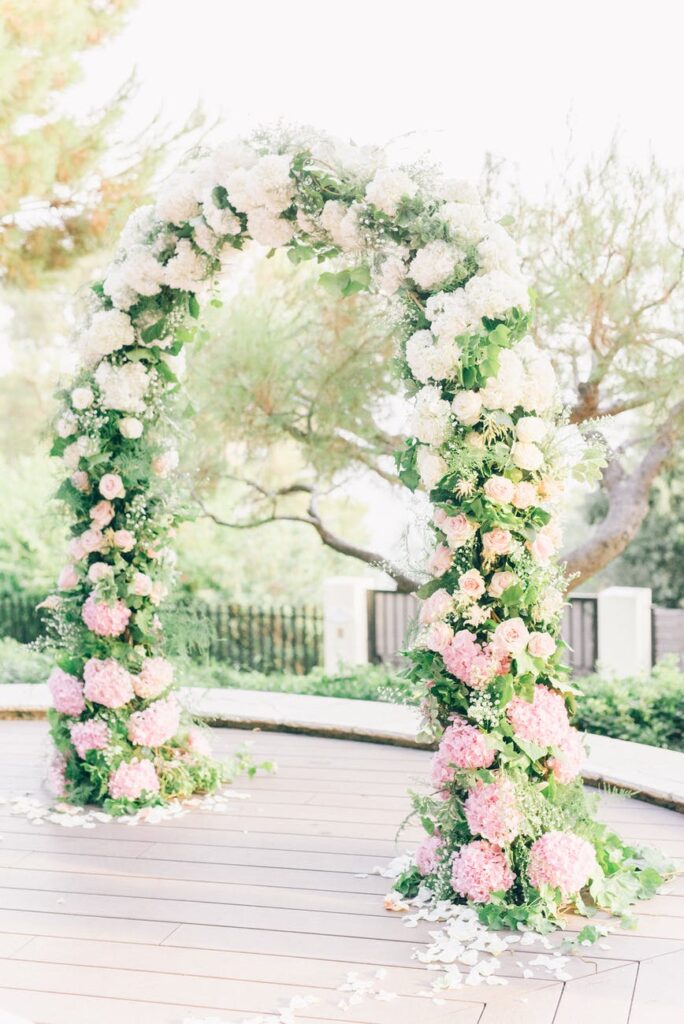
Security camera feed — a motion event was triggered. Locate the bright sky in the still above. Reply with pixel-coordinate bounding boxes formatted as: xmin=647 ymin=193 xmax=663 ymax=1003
xmin=79 ymin=0 xmax=683 ymax=191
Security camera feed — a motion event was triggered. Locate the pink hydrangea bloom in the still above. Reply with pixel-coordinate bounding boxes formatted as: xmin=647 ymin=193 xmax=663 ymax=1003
xmin=82 ymin=594 xmax=131 ymax=637
xmin=451 ymin=840 xmax=515 ymax=903
xmin=431 ymin=721 xmax=495 ymax=792
xmin=423 ymin=621 xmax=454 ymax=654
xmin=419 ymin=588 xmax=453 ymax=625
xmin=527 ymin=831 xmax=597 ymax=896
xmin=132 ymin=657 xmax=174 ymax=699
xmin=442 ymin=631 xmax=508 ymax=690
xmin=47 ymin=667 xmax=85 ymax=716
xmin=464 ymin=777 xmax=522 ymax=845
xmin=108 ymin=758 xmax=160 ymax=801
xmin=47 ymin=750 xmax=67 ymax=797
xmin=83 ymin=657 xmax=135 ymax=709
xmin=185 ymin=727 xmax=212 ymax=758
xmin=69 ymin=719 xmax=110 ymax=759
xmin=128 ymin=696 xmax=180 ymax=748
xmin=415 ymin=833 xmax=443 ymax=875
xmin=506 ymin=685 xmax=570 ymax=748
xmin=548 ymin=727 xmax=585 ymax=784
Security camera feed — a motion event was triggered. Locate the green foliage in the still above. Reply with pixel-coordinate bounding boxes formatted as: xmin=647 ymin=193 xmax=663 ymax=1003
xmin=0 ymin=638 xmax=53 ymax=685
xmin=574 ymin=656 xmax=684 ymax=752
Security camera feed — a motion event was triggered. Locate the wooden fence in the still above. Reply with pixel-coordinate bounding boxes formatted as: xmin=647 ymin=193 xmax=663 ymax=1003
xmin=652 ymin=606 xmax=684 ymax=668
xmin=0 ymin=594 xmax=323 ymax=676
xmin=368 ymin=589 xmax=600 ymax=676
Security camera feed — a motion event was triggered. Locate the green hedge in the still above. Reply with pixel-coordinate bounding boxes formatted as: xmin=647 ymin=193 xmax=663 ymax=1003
xmin=574 ymin=656 xmax=684 ymax=752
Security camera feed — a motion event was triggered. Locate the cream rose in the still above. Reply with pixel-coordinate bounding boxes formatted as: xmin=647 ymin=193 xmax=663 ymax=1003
xmin=71 ymin=387 xmax=94 ymax=410
xmin=441 ymin=513 xmax=477 ymax=549
xmin=515 ymin=416 xmax=546 ymax=444
xmin=511 ymin=441 xmax=544 ymax=472
xmin=428 ymin=544 xmax=453 ymax=577
xmin=119 ymin=417 xmax=144 ymax=439
xmin=99 ymin=474 xmax=126 ymax=501
xmin=512 ymin=481 xmax=537 ymax=509
xmin=452 ymin=390 xmax=482 ymax=426
xmin=417 ymin=447 xmax=448 ymax=491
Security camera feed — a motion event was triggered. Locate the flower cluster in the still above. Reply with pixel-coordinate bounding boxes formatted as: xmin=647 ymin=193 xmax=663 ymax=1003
xmin=527 ymin=831 xmax=597 ymax=897
xmin=464 ymin=777 xmax=522 ymax=845
xmin=451 ymin=841 xmax=515 ymax=903
xmin=431 ymin=720 xmax=495 ymax=793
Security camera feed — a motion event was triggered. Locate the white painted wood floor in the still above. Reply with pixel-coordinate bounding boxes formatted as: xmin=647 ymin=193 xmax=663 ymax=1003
xmin=0 ymin=721 xmax=682 ymax=1024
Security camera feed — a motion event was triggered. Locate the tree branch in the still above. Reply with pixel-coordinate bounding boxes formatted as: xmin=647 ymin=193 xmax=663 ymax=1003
xmin=564 ymin=400 xmax=684 ymax=589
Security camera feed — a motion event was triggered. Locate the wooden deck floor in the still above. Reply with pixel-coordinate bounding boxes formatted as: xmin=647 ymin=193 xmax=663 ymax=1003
xmin=0 ymin=721 xmax=682 ymax=1024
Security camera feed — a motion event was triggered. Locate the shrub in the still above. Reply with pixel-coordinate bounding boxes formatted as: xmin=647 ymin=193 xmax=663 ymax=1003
xmin=574 ymin=656 xmax=684 ymax=752
xmin=0 ymin=637 xmax=52 ymax=685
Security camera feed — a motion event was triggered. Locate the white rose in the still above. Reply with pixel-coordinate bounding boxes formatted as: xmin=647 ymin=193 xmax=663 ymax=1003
xmin=119 ymin=417 xmax=144 ymax=439
xmin=511 ymin=441 xmax=544 ymax=472
xmin=71 ymin=387 xmax=94 ymax=410
xmin=417 ymin=447 xmax=448 ymax=490
xmin=516 ymin=416 xmax=546 ymax=444
xmin=452 ymin=390 xmax=482 ymax=426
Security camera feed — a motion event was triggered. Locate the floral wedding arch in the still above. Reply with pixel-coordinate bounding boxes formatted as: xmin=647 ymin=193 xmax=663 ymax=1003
xmin=46 ymin=127 xmax=662 ymax=928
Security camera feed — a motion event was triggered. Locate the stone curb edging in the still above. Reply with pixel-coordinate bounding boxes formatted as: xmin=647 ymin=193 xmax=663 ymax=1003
xmin=1 ymin=683 xmax=683 ymax=813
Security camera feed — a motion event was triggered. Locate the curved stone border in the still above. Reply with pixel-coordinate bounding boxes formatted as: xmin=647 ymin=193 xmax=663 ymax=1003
xmin=2 ymin=682 xmax=683 ymax=812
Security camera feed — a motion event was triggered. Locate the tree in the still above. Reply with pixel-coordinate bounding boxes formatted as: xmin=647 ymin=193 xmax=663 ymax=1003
xmin=187 ymin=253 xmax=419 ymax=591
xmin=499 ymin=144 xmax=684 ymax=589
xmin=0 ymin=0 xmax=169 ymax=287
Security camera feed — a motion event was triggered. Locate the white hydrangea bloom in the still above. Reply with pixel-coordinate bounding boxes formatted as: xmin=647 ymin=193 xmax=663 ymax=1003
xmin=479 ymin=348 xmax=525 ymax=413
xmin=365 ymin=168 xmax=417 ymax=217
xmin=63 ymin=435 xmax=98 ymax=469
xmin=95 ymin=361 xmax=150 ymax=414
xmin=190 ymin=217 xmax=219 ymax=255
xmin=465 ymin=270 xmax=530 ymax=322
xmin=246 ymin=153 xmax=296 ymax=214
xmin=311 ymin=137 xmax=384 ymax=181
xmin=319 ymin=200 xmax=362 ymax=250
xmin=156 ymin=174 xmax=200 ymax=225
xmin=409 ymin=240 xmax=462 ymax=291
xmin=438 ymin=178 xmax=480 ymax=204
xmin=441 ymin=202 xmax=487 ymax=244
xmin=295 ymin=209 xmax=318 ymax=236
xmin=210 ymin=140 xmax=259 ymax=185
xmin=425 ymin=289 xmax=476 ymax=341
xmin=417 ymin=446 xmax=448 ymax=490
xmin=118 ymin=205 xmax=159 ymax=253
xmin=477 ymin=223 xmax=521 ymax=276
xmin=107 ymin=245 xmax=165 ymax=302
xmin=80 ymin=310 xmax=135 ymax=361
xmin=406 ymin=330 xmax=459 ymax=383
xmin=410 ymin=385 xmax=452 ymax=446
xmin=200 ymin=191 xmax=242 ymax=236
xmin=520 ymin=350 xmax=557 ymax=413
xmin=373 ymin=252 xmax=408 ymax=295
xmin=247 ymin=208 xmax=296 ymax=248
xmin=163 ymin=239 xmax=208 ymax=291
xmin=102 ymin=264 xmax=137 ymax=311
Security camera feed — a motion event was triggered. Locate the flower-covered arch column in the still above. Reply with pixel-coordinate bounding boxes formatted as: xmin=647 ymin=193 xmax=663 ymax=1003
xmin=46 ymin=127 xmax=660 ymax=927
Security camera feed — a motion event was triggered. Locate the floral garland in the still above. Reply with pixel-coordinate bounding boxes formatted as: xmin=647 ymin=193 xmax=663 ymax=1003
xmin=44 ymin=127 xmax=665 ymax=925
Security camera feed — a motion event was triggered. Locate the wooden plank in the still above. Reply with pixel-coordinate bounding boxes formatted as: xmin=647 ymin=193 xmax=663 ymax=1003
xmin=629 ymin=949 xmax=684 ymax=1023
xmin=478 ymin=983 xmax=561 ymax=1022
xmin=553 ymin=963 xmax=637 ymax=1023
xmin=0 ymin=909 xmax=178 ymax=945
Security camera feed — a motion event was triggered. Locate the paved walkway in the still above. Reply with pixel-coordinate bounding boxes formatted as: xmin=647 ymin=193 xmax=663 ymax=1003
xmin=0 ymin=721 xmax=682 ymax=1023
xmin=2 ymin=684 xmax=684 ymax=811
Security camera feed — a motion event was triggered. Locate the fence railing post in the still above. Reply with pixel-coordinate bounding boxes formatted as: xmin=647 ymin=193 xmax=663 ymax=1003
xmin=322 ymin=577 xmax=372 ymax=674
xmin=597 ymin=586 xmax=652 ymax=678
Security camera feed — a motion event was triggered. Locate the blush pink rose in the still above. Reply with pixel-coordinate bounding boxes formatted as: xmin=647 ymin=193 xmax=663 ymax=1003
xmin=80 ymin=528 xmax=105 ymax=554
xmin=493 ymin=617 xmax=530 ymax=655
xmin=437 ymin=511 xmax=477 ymax=549
xmin=419 ymin=588 xmax=453 ymax=625
xmin=130 ymin=572 xmax=153 ymax=596
xmin=512 ymin=481 xmax=537 ymax=509
xmin=427 ymin=543 xmax=452 ymax=577
xmin=70 ymin=470 xmax=90 ymax=493
xmin=88 ymin=562 xmax=112 ymax=583
xmin=89 ymin=499 xmax=114 ymax=529
xmin=488 ymin=571 xmax=517 ymax=598
xmin=528 ymin=522 xmax=561 ymax=563
xmin=483 ymin=476 xmax=515 ymax=505
xmin=527 ymin=631 xmax=556 ymax=658
xmin=112 ymin=529 xmax=135 ymax=552
xmin=152 ymin=449 xmax=179 ymax=477
xmin=458 ymin=568 xmax=485 ymax=600
xmin=57 ymin=565 xmax=79 ymax=590
xmin=424 ymin=621 xmax=454 ymax=653
xmin=99 ymin=473 xmax=126 ymax=500
xmin=482 ymin=528 xmax=513 ymax=557
xmin=68 ymin=536 xmax=86 ymax=561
